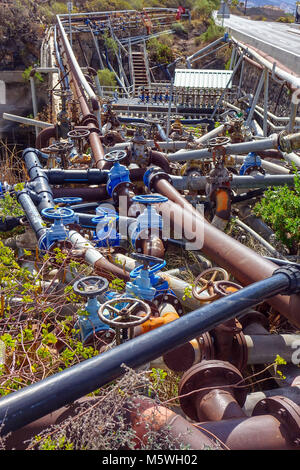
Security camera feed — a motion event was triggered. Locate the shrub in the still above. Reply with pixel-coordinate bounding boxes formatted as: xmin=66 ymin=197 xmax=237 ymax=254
xmin=97 ymin=68 xmax=117 ymax=87
xmin=171 ymin=22 xmax=188 ymax=37
xmin=197 ymin=18 xmax=225 ymax=44
xmin=147 ymin=38 xmax=175 ymax=65
xmin=276 ymin=16 xmax=294 ymax=23
xmin=253 ymin=170 xmax=300 ymax=254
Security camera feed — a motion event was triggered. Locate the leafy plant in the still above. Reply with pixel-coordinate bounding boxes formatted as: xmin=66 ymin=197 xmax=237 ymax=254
xmin=147 ymin=38 xmax=175 ymax=65
xmin=22 ymin=66 xmax=44 ymax=83
xmin=97 ymin=68 xmax=117 ymax=88
xmin=254 ymin=170 xmax=300 ymax=254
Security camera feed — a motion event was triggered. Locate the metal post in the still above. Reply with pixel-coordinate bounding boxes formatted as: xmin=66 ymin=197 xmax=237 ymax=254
xmin=166 ymin=78 xmax=174 ymax=139
xmin=211 ymin=52 xmax=244 ymax=119
xmin=229 ymin=45 xmax=236 ymax=70
xmin=67 ymin=2 xmax=73 ymax=48
xmin=245 ymin=70 xmax=265 ymax=127
xmin=29 ymin=75 xmax=39 ymax=137
xmin=288 ymin=102 xmax=298 ymax=133
xmin=263 ymin=68 xmax=269 ymax=137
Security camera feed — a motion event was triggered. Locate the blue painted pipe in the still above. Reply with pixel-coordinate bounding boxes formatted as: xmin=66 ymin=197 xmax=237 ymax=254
xmin=0 ymin=266 xmax=299 ymax=435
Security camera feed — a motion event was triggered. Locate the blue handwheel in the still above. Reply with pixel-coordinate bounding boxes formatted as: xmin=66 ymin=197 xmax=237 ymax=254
xmin=132 ymin=194 xmax=168 ymax=205
xmin=104 ymin=150 xmax=127 ymax=163
xmin=54 ymin=197 xmax=83 ymax=205
xmin=129 ymin=252 xmax=166 ymax=279
xmin=41 ymin=206 xmax=75 ymax=220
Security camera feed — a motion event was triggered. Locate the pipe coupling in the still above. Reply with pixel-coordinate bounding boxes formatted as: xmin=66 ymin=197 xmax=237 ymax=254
xmin=273 ymin=265 xmax=300 ymax=295
xmin=278 ymin=131 xmax=300 ymax=153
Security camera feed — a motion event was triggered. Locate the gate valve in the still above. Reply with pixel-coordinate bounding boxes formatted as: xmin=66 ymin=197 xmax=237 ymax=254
xmin=192 ymin=267 xmax=229 ymax=302
xmin=239 ymin=152 xmax=265 ymax=176
xmin=126 ymin=252 xmax=168 ymax=301
xmin=98 ymin=297 xmax=151 ymax=344
xmin=105 ymin=150 xmax=134 ymax=202
xmin=131 ymin=127 xmax=149 ymax=166
xmin=41 ymin=142 xmax=74 ymax=169
xmin=91 ymin=207 xmax=121 ymax=247
xmin=67 ymin=129 xmax=90 ymax=157
xmin=39 ymin=206 xmax=76 ymax=250
xmin=73 ymin=276 xmax=113 ymax=343
xmin=129 ymin=194 xmax=168 ymax=251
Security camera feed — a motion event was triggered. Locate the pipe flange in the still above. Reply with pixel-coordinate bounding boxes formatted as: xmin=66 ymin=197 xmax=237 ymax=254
xmin=111 ymin=181 xmax=136 ymax=205
xmin=252 ymin=396 xmax=300 ymax=446
xmin=278 ymin=130 xmax=292 ymax=154
xmin=239 ymin=310 xmax=269 ymax=330
xmin=178 ymin=360 xmax=247 ymax=421
xmin=244 ymin=166 xmax=265 ymax=176
xmin=152 ymin=292 xmax=184 ymax=316
xmin=162 ymin=333 xmax=214 ymax=373
xmin=231 ymin=330 xmax=248 ymax=372
xmin=145 ymin=168 xmax=173 ymax=193
xmin=273 ymin=265 xmax=300 ymax=295
xmin=80 ymin=114 xmax=99 ymax=128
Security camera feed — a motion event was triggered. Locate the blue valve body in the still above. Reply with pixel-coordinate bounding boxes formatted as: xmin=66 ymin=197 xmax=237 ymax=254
xmin=40 ymin=207 xmax=77 ymax=250
xmin=106 ymin=162 xmax=131 ymax=196
xmin=75 ymin=297 xmax=111 ymax=343
xmin=239 ymin=152 xmax=262 ymax=175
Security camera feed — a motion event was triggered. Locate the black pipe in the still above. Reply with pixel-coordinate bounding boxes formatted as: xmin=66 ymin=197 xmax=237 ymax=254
xmin=16 ymin=190 xmax=47 ymax=242
xmin=0 ymin=266 xmax=299 ymax=436
xmin=231 ymin=189 xmax=264 ymax=203
xmin=0 ymin=216 xmax=23 ymax=232
xmin=23 ymin=148 xmax=54 ymax=211
xmin=43 ymin=169 xmax=109 ymax=185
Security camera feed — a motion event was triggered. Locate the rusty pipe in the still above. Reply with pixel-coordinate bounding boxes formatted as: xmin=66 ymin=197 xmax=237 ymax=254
xmin=196 ymin=413 xmax=296 ymax=450
xmin=148 ymin=149 xmax=171 ymax=173
xmin=68 ymin=230 xmax=130 ymax=282
xmin=127 ymin=396 xmax=222 ymax=450
xmin=141 ymin=234 xmax=166 ymax=258
xmin=178 ymin=361 xmax=247 ymax=423
xmin=150 ymin=177 xmax=300 ymax=328
xmin=35 ymin=126 xmax=58 ymax=149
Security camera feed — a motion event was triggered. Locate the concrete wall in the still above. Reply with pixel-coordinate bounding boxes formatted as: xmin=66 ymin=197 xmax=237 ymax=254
xmin=0 ymin=71 xmax=48 ymax=143
xmin=226 ymin=26 xmax=300 ymax=75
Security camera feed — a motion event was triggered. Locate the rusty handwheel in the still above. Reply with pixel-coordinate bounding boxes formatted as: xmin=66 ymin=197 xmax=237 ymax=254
xmin=192 ymin=267 xmax=229 ymax=302
xmin=208 ymin=136 xmax=231 ymax=148
xmin=213 ymin=280 xmax=243 ymax=297
xmin=98 ymin=297 xmax=151 ymax=344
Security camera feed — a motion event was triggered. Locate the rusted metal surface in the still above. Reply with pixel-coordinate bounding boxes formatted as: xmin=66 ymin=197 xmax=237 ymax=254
xmin=1 ymin=9 xmax=300 ymax=451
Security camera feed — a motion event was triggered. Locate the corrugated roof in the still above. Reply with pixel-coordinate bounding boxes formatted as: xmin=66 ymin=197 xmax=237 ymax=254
xmin=174 ymin=69 xmax=233 ymax=89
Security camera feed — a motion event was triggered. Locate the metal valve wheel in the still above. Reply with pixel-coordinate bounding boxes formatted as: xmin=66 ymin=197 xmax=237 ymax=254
xmin=192 ymin=267 xmax=229 ymax=302
xmin=41 ymin=206 xmax=75 ymax=221
xmin=73 ymin=276 xmax=109 ymax=298
xmin=67 ymin=129 xmax=90 ymax=140
xmin=132 ymin=194 xmax=168 ymax=205
xmin=130 ymin=252 xmax=166 ymax=278
xmin=41 ymin=142 xmax=74 ymax=155
xmin=208 ymin=136 xmax=231 ymax=148
xmin=98 ymin=297 xmax=151 ymax=343
xmin=104 ymin=149 xmax=127 ymax=163
xmin=213 ymin=280 xmax=242 ymax=297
